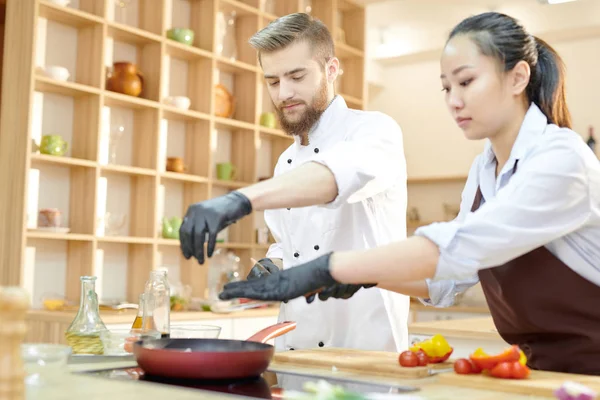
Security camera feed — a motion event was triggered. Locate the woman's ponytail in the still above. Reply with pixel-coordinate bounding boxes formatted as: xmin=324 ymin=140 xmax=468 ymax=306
xmin=528 ymin=36 xmax=572 ymax=129
xmin=448 ymin=13 xmax=572 ymax=129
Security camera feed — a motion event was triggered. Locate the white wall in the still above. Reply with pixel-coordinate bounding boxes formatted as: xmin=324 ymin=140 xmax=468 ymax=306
xmin=366 ymin=0 xmax=600 ymax=222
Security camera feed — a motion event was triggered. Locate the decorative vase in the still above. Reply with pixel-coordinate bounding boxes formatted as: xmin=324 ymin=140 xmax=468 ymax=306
xmin=106 ymin=62 xmax=143 ymax=97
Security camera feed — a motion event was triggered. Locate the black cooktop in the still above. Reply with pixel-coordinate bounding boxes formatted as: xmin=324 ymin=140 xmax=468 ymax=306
xmin=82 ymin=367 xmax=420 ymax=399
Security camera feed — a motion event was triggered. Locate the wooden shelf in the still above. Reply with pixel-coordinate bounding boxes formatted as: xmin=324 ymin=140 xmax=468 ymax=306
xmin=156 ymin=239 xmax=253 ymax=250
xmin=215 ymin=56 xmax=260 ymax=74
xmin=27 ymin=231 xmax=94 ymax=241
xmin=336 ymin=42 xmax=364 ymax=58
xmin=165 ymin=40 xmax=213 ymax=61
xmin=97 ymin=236 xmax=154 ymax=244
xmin=214 ymin=116 xmax=256 ymax=131
xmin=160 ymin=172 xmax=209 ymax=184
xmin=162 ymin=106 xmax=211 ymax=123
xmin=407 ymin=175 xmax=468 ymax=184
xmin=213 ymin=179 xmax=253 ymax=189
xmin=38 ymin=0 xmax=103 ymax=28
xmin=106 ymin=21 xmax=163 ymax=45
xmin=30 ymin=154 xmax=96 ymax=168
xmin=100 ymin=164 xmax=156 ymax=177
xmin=35 ymin=76 xmax=100 ymax=97
xmin=219 ymin=0 xmax=261 ymax=17
xmin=104 ymin=90 xmax=160 ymax=110
xmin=217 ymin=242 xmax=255 ymax=249
xmin=339 ymin=92 xmax=363 ymax=107
xmin=259 ymin=127 xmax=291 ymax=140
xmin=0 ymin=0 xmax=367 ymax=307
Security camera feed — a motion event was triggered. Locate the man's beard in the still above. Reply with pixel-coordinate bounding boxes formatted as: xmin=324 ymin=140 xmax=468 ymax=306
xmin=275 ymin=79 xmax=329 ymax=137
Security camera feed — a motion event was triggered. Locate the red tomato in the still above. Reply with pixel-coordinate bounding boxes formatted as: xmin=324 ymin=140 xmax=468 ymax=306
xmin=453 ymin=358 xmax=473 ymax=375
xmin=415 ymin=350 xmax=429 ymax=366
xmin=399 ymin=351 xmax=419 ymax=367
xmin=469 ymin=359 xmax=482 ymax=374
xmin=490 ymin=361 xmax=513 ymax=379
xmin=511 ymin=362 xmax=530 ymax=379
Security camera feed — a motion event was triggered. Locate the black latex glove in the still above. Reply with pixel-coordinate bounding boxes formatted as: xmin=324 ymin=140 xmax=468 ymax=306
xmin=219 ymin=253 xmax=377 ymax=303
xmin=179 ymin=191 xmax=252 ymax=264
xmin=247 ymin=258 xmax=280 ymax=280
xmin=307 ymin=283 xmax=377 ymax=303
xmin=219 ymin=253 xmax=338 ymax=302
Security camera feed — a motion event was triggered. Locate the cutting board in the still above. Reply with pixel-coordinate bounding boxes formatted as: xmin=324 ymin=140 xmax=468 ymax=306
xmin=272 ymin=347 xmax=451 ymax=378
xmin=437 ymin=369 xmax=600 ymax=397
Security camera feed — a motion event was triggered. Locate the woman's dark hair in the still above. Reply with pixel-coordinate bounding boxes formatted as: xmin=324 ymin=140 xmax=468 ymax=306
xmin=448 ymin=12 xmax=572 ymax=129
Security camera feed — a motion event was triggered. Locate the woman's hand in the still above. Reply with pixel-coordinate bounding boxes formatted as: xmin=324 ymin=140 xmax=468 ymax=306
xmin=219 ymin=253 xmax=376 ymax=303
xmin=219 ymin=253 xmax=336 ymax=302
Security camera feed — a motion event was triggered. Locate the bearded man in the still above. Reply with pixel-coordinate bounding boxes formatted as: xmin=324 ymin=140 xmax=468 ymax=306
xmin=179 ymin=13 xmax=410 ymax=353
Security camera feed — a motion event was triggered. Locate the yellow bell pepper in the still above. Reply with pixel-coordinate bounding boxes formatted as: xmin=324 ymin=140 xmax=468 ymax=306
xmin=410 ymin=334 xmax=452 ymax=359
xmin=519 ymin=349 xmax=527 ymax=366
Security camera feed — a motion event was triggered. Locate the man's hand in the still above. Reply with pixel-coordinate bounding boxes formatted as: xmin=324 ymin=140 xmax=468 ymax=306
xmin=179 ymin=191 xmax=252 ymax=264
xmin=219 ymin=253 xmax=338 ymax=302
xmin=307 ymin=283 xmax=377 ymax=303
xmin=247 ymin=258 xmax=280 ymax=280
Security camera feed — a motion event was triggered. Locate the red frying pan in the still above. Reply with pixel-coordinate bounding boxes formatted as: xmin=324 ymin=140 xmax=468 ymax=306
xmin=133 ymin=321 xmax=296 ymax=380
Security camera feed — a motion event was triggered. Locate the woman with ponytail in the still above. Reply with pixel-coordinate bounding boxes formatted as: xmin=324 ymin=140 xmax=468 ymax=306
xmin=220 ymin=12 xmax=600 ymax=374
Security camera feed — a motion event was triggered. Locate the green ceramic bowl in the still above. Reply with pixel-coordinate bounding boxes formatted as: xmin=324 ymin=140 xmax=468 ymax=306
xmin=167 ymin=28 xmax=194 ymax=46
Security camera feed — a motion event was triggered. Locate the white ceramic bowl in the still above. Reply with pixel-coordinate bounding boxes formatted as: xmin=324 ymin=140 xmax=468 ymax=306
xmin=43 ymin=65 xmax=70 ymax=81
xmin=164 ymin=96 xmax=191 ymax=110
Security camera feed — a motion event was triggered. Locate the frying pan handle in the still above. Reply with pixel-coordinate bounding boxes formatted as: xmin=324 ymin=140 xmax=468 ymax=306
xmin=246 ymin=321 xmax=297 ymax=343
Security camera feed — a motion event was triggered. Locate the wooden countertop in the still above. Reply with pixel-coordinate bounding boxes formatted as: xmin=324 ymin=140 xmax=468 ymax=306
xmin=409 ymin=303 xmax=490 ymax=314
xmin=408 ymin=317 xmax=502 ymax=341
xmin=26 ymin=356 xmax=551 ymax=400
xmin=26 ymin=306 xmax=280 ymax=324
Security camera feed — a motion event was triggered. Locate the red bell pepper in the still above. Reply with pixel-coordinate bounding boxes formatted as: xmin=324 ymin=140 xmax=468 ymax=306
xmin=469 ymin=345 xmax=521 ymax=371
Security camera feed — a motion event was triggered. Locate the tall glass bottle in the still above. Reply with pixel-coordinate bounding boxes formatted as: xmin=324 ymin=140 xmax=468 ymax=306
xmin=144 ymin=270 xmax=170 ymax=337
xmin=65 ymin=276 xmax=108 ymax=354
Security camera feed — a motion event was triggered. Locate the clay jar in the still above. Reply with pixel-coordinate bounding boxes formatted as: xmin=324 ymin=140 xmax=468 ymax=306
xmin=106 ymin=62 xmax=143 ymax=97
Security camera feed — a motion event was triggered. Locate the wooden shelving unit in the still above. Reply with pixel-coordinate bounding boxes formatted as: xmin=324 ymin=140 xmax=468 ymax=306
xmin=0 ymin=0 xmax=367 ymax=307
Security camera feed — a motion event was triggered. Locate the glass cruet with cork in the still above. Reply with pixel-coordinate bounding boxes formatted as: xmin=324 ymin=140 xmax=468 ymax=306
xmin=64 ymin=276 xmax=108 ymax=355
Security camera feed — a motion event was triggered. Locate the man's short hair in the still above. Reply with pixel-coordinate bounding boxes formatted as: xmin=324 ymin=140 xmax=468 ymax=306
xmin=249 ymin=13 xmax=335 ymax=66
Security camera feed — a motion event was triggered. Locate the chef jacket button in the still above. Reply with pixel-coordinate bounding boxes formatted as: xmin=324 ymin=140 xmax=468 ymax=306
xmin=314 ymin=148 xmax=319 ymax=153
xmin=318 ymin=341 xmax=324 ymax=347
xmin=294 ymin=252 xmax=299 ymax=258
xmin=314 ymin=245 xmax=320 ymax=250
xmin=287 ymin=159 xmax=292 ymax=164
xmin=287 ymin=208 xmax=291 ymax=210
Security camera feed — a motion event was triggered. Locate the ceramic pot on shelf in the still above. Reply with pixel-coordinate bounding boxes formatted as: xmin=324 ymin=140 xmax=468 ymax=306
xmin=106 ymin=62 xmax=143 ymax=97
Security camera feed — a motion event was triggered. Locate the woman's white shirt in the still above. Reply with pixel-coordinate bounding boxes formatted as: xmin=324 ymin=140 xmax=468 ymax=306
xmin=415 ymin=103 xmax=600 ymax=307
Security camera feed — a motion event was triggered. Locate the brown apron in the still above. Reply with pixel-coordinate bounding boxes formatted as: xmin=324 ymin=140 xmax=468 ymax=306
xmin=472 ymin=162 xmax=600 ymax=375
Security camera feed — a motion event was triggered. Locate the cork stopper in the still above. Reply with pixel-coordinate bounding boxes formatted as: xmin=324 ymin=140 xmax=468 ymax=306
xmin=0 ymin=287 xmax=30 ymax=400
